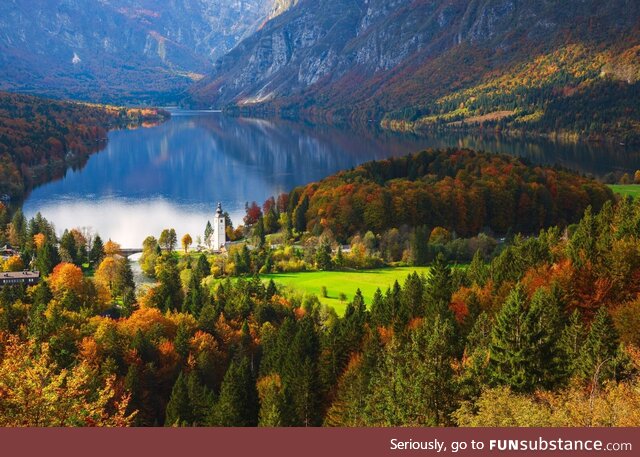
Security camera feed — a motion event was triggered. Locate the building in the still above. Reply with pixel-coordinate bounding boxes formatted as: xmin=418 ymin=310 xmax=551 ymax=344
xmin=0 ymin=271 xmax=40 ymax=287
xmin=213 ymin=202 xmax=226 ymax=251
xmin=1 ymin=244 xmax=17 ymax=260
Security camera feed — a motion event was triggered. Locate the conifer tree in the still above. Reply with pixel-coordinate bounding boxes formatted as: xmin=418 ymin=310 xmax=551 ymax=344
xmin=90 ymin=235 xmax=105 ymax=265
xmin=335 ymin=245 xmax=344 ymax=269
xmin=198 ymin=302 xmax=218 ymax=333
xmin=558 ymin=309 xmax=586 ymax=377
xmin=204 ymin=221 xmax=213 ymax=249
xmin=265 ymin=279 xmax=277 ymax=300
xmin=468 ymin=250 xmax=489 ymax=286
xmin=165 ymin=372 xmax=191 ymax=426
xmin=254 ymin=216 xmax=266 ymax=248
xmin=36 ymin=241 xmax=60 ymax=275
xmin=401 ymin=272 xmax=424 ymax=321
xmin=369 ymin=288 xmax=388 ymax=328
xmin=186 ymin=372 xmax=216 ymax=426
xmin=528 ymin=286 xmax=566 ymax=388
xmin=364 ymin=315 xmax=455 ymax=426
xmin=283 ymin=316 xmax=321 ymax=426
xmin=315 ymin=239 xmax=333 ymax=271
xmin=193 ymin=254 xmax=210 ymax=282
xmin=174 ymin=322 xmax=191 ymax=361
xmin=423 ymin=253 xmax=455 ymax=327
xmin=578 ymin=308 xmax=621 ymax=384
xmin=488 ymin=284 xmax=553 ymax=392
xmin=294 ymin=195 xmax=309 ymax=233
xmin=257 ymin=374 xmax=286 ymax=427
xmin=567 ymin=206 xmax=598 ymax=268
xmin=411 ymin=225 xmax=429 ymax=266
xmin=210 ymin=356 xmax=258 ymax=426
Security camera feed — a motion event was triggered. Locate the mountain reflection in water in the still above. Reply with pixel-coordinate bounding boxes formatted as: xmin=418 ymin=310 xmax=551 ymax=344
xmin=23 ymin=111 xmax=640 ymax=247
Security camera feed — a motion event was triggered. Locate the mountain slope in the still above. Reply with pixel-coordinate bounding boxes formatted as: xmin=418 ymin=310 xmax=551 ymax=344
xmin=0 ymin=91 xmax=168 ymax=200
xmin=0 ymin=0 xmax=280 ymax=104
xmin=190 ymin=0 xmax=640 ymax=141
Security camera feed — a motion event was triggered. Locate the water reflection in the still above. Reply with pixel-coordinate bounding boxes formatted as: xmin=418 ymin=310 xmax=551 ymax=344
xmin=22 ymin=111 xmax=640 ymax=247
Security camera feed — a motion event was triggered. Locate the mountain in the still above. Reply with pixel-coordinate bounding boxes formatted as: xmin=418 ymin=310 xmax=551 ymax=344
xmin=0 ymin=0 xmax=282 ymax=104
xmin=190 ymin=0 xmax=640 ymax=142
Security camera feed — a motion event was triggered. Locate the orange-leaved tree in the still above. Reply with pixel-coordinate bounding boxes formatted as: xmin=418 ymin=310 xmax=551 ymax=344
xmin=0 ymin=332 xmax=135 ymax=426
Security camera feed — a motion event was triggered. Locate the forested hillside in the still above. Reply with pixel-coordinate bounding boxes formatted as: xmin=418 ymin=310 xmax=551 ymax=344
xmin=0 ymin=0 xmax=285 ymax=103
xmin=190 ymin=0 xmax=640 ymax=143
xmin=2 ymin=195 xmax=640 ymax=426
xmin=287 ymin=149 xmax=614 ymax=241
xmin=0 ymin=91 xmax=169 ymax=200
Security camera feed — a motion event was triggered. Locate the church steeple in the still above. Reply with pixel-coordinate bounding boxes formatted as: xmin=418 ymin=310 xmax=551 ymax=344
xmin=213 ymin=202 xmax=226 ymax=251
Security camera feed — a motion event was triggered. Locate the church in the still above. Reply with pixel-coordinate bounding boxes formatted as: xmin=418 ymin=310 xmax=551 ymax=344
xmin=212 ymin=202 xmax=226 ymax=252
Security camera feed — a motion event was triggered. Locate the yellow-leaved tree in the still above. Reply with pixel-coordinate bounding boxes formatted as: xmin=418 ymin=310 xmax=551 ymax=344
xmin=0 ymin=333 xmax=135 ymax=426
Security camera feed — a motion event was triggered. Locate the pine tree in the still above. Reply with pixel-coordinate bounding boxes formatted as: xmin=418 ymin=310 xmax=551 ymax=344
xmin=577 ymin=308 xmax=621 ymax=384
xmin=257 ymin=374 xmax=286 ymax=427
xmin=423 ymin=253 xmax=455 ymax=326
xmin=210 ymin=356 xmax=258 ymax=426
xmin=294 ymin=195 xmax=309 ymax=233
xmin=315 ymin=239 xmax=333 ymax=271
xmin=567 ymin=206 xmax=599 ymax=268
xmin=193 ymin=254 xmax=210 ymax=282
xmin=369 ymin=288 xmax=388 ymax=328
xmin=401 ymin=272 xmax=424 ymax=321
xmin=122 ymin=288 xmax=137 ymax=317
xmin=165 ymin=372 xmax=191 ymax=426
xmin=90 ymin=235 xmax=104 ymax=265
xmin=411 ymin=225 xmax=429 ymax=266
xmin=265 ymin=279 xmax=277 ymax=300
xmin=36 ymin=241 xmax=60 ymax=275
xmin=558 ymin=309 xmax=586 ymax=377
xmin=528 ymin=286 xmax=566 ymax=388
xmin=335 ymin=245 xmax=344 ymax=269
xmin=488 ymin=284 xmax=553 ymax=392
xmin=254 ymin=216 xmax=266 ymax=248
xmin=186 ymin=372 xmax=216 ymax=425
xmin=364 ymin=316 xmax=456 ymax=426
xmin=198 ymin=302 xmax=218 ymax=333
xmin=174 ymin=322 xmax=191 ymax=360
xmin=59 ymin=230 xmax=78 ymax=265
xmin=204 ymin=221 xmax=213 ymax=249
xmin=467 ymin=250 xmax=489 ymax=286
xmin=153 ymin=254 xmax=183 ymax=311
xmin=281 ymin=316 xmax=321 ymax=426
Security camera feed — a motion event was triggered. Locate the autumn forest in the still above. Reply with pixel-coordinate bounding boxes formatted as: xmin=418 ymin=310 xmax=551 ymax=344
xmin=2 ymin=0 xmax=640 ymax=433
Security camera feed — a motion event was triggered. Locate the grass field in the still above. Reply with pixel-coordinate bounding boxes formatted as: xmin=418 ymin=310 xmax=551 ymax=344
xmin=609 ymin=184 xmax=640 ymax=198
xmin=262 ymin=267 xmax=432 ymax=315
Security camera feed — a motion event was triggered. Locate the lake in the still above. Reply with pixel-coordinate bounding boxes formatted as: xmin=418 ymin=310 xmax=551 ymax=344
xmin=22 ymin=111 xmax=640 ymax=248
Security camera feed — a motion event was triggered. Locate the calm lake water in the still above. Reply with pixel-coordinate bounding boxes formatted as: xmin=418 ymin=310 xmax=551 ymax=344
xmin=22 ymin=111 xmax=640 ymax=247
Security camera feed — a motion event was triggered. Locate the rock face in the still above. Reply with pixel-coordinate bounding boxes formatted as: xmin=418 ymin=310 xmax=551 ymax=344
xmin=0 ymin=0 xmax=279 ymax=103
xmin=189 ymin=0 xmax=640 ymax=119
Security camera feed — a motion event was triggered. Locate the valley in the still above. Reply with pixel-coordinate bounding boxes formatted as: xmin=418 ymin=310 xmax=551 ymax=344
xmin=2 ymin=0 xmax=640 ymax=434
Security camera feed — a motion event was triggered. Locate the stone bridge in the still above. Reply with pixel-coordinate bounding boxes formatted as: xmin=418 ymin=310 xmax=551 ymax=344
xmin=119 ymin=248 xmax=144 ymax=257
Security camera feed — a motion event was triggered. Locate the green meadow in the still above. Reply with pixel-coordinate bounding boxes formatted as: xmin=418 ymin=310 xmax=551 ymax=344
xmin=609 ymin=184 xmax=640 ymax=198
xmin=261 ymin=267 xmax=432 ymax=315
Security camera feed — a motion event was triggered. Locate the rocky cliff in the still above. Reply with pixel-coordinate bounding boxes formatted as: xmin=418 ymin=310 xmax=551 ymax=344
xmin=189 ymin=0 xmax=640 ymax=138
xmin=0 ymin=0 xmax=279 ymax=103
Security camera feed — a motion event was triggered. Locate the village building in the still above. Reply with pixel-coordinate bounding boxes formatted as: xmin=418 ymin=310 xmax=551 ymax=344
xmin=0 ymin=244 xmax=18 ymax=260
xmin=0 ymin=271 xmax=40 ymax=287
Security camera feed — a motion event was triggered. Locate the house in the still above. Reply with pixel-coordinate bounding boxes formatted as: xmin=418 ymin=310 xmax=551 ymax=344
xmin=1 ymin=244 xmax=18 ymax=260
xmin=0 ymin=271 xmax=40 ymax=287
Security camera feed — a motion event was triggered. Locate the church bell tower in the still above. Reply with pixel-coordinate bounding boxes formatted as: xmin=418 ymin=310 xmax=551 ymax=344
xmin=213 ymin=202 xmax=226 ymax=251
